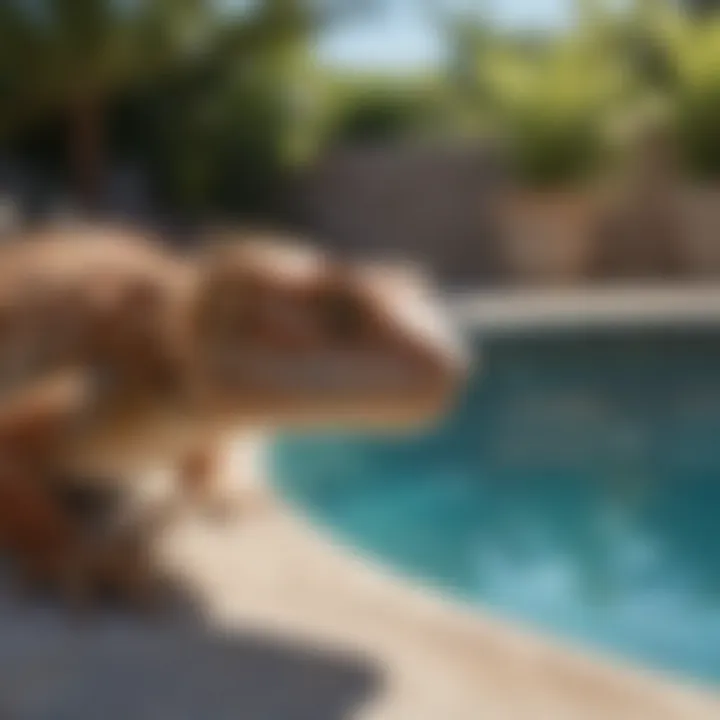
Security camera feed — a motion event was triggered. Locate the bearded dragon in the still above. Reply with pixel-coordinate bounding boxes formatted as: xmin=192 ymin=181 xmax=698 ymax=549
xmin=0 ymin=223 xmax=467 ymax=607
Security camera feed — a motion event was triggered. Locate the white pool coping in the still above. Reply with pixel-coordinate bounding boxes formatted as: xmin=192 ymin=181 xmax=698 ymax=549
xmin=451 ymin=283 xmax=720 ymax=334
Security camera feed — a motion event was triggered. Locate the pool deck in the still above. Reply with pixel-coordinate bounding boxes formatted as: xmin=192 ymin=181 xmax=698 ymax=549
xmin=4 ymin=286 xmax=720 ymax=718
xmin=4 ymin=464 xmax=720 ymax=718
xmin=172 ymin=492 xmax=720 ymax=720
xmin=4 ymin=487 xmax=717 ymax=720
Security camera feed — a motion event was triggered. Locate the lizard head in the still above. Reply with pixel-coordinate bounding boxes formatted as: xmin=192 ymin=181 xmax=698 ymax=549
xmin=192 ymin=234 xmax=468 ymax=432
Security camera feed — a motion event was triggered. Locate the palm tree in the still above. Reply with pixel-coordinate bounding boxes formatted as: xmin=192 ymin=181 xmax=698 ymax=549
xmin=0 ymin=0 xmax=350 ymax=211
xmin=0 ymin=1 xmax=223 ymax=209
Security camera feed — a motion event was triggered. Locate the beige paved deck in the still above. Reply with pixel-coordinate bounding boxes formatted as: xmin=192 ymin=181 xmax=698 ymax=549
xmin=3 ymin=487 xmax=719 ymax=719
xmin=168 ymin=491 xmax=720 ymax=720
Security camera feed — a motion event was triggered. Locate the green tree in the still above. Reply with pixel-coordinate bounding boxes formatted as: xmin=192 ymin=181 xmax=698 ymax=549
xmin=0 ymin=0 xmax=218 ymax=208
xmin=0 ymin=0 xmax=351 ymax=210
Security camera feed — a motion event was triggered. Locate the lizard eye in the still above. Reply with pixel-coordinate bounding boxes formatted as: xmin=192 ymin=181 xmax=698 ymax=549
xmin=319 ymin=289 xmax=365 ymax=341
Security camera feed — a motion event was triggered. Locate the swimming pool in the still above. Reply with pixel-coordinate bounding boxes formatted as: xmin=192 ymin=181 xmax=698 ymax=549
xmin=272 ymin=329 xmax=720 ymax=685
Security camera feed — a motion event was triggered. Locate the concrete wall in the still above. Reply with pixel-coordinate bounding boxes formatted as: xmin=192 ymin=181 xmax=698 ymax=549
xmin=293 ymin=143 xmax=720 ymax=287
xmin=292 ymin=143 xmax=510 ymax=285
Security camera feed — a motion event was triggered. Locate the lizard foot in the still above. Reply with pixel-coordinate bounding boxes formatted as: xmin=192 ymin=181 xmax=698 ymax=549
xmin=0 ymin=475 xmax=177 ymax=614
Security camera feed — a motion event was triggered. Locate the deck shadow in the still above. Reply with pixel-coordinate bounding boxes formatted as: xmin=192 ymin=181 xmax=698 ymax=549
xmin=0 ymin=578 xmax=383 ymax=720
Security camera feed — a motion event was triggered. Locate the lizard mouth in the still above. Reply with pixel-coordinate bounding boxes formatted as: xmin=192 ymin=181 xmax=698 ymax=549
xmin=209 ymin=344 xmax=468 ymax=431
xmin=217 ymin=354 xmax=423 ymax=394
xmin=202 ymin=273 xmax=469 ymax=431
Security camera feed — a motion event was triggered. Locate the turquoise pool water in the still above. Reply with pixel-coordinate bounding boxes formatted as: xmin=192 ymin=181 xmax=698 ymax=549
xmin=272 ymin=330 xmax=720 ymax=684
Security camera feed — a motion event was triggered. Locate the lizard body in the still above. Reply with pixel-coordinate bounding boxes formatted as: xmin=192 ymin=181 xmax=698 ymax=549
xmin=0 ymin=222 xmax=467 ymax=606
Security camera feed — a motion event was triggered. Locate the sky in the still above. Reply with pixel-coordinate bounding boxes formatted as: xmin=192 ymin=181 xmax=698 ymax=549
xmin=318 ymin=0 xmax=574 ymax=72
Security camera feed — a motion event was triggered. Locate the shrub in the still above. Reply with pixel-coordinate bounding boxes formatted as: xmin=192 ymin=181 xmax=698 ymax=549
xmin=323 ymin=76 xmax=441 ymax=147
xmin=662 ymin=14 xmax=720 ymax=179
xmin=472 ymin=36 xmax=631 ymax=189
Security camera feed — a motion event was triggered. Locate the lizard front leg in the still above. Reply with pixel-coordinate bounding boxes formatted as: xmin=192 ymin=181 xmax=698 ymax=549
xmin=0 ymin=465 xmax=170 ymax=612
xmin=0 ymin=370 xmax=167 ymax=611
xmin=0 ymin=463 xmax=89 ymax=605
xmin=0 ymin=370 xmax=92 ymax=604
